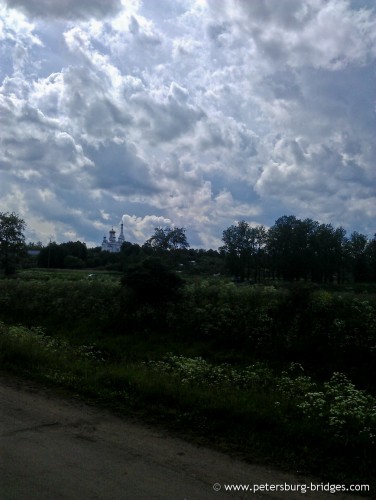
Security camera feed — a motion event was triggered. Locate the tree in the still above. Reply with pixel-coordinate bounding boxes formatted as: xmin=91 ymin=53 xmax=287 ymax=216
xmin=38 ymin=240 xmax=87 ymax=269
xmin=347 ymin=231 xmax=369 ymax=282
xmin=38 ymin=242 xmax=65 ymax=268
xmin=267 ymin=216 xmax=341 ymax=282
xmin=250 ymin=225 xmax=267 ymax=282
xmin=27 ymin=241 xmax=43 ymax=250
xmin=220 ymin=220 xmax=252 ymax=280
xmin=145 ymin=226 xmax=189 ymax=251
xmin=365 ymin=234 xmax=376 ymax=282
xmin=267 ymin=215 xmax=305 ymax=281
xmin=310 ymin=224 xmax=347 ymax=283
xmin=0 ymin=212 xmax=26 ymax=275
xmin=121 ymin=257 xmax=184 ymax=306
xmin=119 ymin=241 xmax=144 ymax=271
xmin=220 ymin=221 xmax=266 ymax=281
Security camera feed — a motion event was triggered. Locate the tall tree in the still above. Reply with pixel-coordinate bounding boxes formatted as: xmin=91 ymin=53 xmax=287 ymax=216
xmin=145 ymin=226 xmax=189 ymax=251
xmin=122 ymin=257 xmax=184 ymax=306
xmin=365 ymin=234 xmax=376 ymax=282
xmin=267 ymin=215 xmax=300 ymax=281
xmin=310 ymin=224 xmax=347 ymax=283
xmin=347 ymin=231 xmax=369 ymax=282
xmin=221 ymin=221 xmax=266 ymax=281
xmin=0 ymin=212 xmax=26 ymax=275
xmin=221 ymin=220 xmax=251 ymax=280
xmin=37 ymin=240 xmax=87 ymax=268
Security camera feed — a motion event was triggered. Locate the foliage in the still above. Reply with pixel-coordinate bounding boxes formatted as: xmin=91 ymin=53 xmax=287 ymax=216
xmin=12 ymin=211 xmax=376 ymax=283
xmin=119 ymin=241 xmax=144 ymax=271
xmin=8 ymin=234 xmax=376 ymax=492
xmin=175 ymin=280 xmax=278 ymax=354
xmin=121 ymin=257 xmax=184 ymax=306
xmin=145 ymin=226 xmax=189 ymax=251
xmin=1 ymin=274 xmax=375 ymax=386
xmin=0 ymin=212 xmax=26 ymax=275
xmin=0 ymin=323 xmax=376 ymax=460
xmin=297 ymin=372 xmax=376 ymax=444
xmin=221 ymin=215 xmax=374 ymax=283
xmin=0 ymin=323 xmax=105 ymax=363
xmin=346 ymin=231 xmax=369 ymax=282
xmin=146 ymin=354 xmax=376 ymax=444
xmin=1 ymin=277 xmax=376 ymax=487
xmin=146 ymin=355 xmax=275 ymax=389
xmin=38 ymin=240 xmax=87 ymax=269
xmin=220 ymin=221 xmax=267 ymax=281
xmin=0 ymin=278 xmax=120 ymax=339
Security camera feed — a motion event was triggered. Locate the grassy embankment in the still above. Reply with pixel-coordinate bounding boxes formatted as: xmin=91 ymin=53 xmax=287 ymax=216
xmin=0 ymin=269 xmax=375 ymax=491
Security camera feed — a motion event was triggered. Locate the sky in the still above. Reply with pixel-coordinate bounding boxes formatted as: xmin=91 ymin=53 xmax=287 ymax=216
xmin=0 ymin=0 xmax=375 ymax=249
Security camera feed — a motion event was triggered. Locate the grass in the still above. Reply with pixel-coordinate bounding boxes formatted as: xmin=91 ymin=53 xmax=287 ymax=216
xmin=0 ymin=272 xmax=375 ymax=494
xmin=0 ymin=322 xmax=375 ymax=493
xmin=15 ymin=268 xmax=122 ymax=282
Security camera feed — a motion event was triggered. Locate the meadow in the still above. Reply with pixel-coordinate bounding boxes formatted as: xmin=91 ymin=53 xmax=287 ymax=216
xmin=0 ymin=269 xmax=375 ymax=491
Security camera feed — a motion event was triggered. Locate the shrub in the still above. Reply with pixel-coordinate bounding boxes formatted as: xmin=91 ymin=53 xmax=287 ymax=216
xmin=297 ymin=372 xmax=376 ymax=444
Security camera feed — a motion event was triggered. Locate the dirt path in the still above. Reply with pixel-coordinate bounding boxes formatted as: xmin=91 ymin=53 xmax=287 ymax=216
xmin=0 ymin=375 xmax=364 ymax=500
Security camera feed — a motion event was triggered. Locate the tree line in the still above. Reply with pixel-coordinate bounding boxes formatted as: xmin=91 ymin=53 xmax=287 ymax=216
xmin=221 ymin=215 xmax=376 ymax=283
xmin=1 ymin=211 xmax=375 ymax=282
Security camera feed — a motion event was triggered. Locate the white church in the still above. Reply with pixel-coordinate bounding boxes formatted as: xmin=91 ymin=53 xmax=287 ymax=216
xmin=101 ymin=223 xmax=125 ymax=252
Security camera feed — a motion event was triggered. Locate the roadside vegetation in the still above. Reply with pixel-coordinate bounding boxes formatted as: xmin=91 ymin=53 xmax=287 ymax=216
xmin=1 ymin=212 xmax=375 ymax=491
xmin=0 ymin=271 xmax=375 ymax=490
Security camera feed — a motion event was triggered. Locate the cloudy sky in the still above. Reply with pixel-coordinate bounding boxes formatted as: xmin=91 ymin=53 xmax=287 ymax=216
xmin=1 ymin=0 xmax=375 ymax=248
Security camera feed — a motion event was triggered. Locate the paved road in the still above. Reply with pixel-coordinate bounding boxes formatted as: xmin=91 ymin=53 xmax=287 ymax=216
xmin=0 ymin=375 xmax=363 ymax=499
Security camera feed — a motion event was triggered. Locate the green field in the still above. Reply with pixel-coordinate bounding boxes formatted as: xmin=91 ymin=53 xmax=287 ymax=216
xmin=0 ymin=269 xmax=375 ymax=491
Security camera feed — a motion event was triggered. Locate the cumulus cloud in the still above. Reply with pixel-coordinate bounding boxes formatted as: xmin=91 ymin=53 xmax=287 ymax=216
xmin=1 ymin=0 xmax=375 ymax=246
xmin=121 ymin=214 xmax=172 ymax=243
xmin=208 ymin=0 xmax=376 ymax=69
xmin=130 ymin=82 xmax=205 ymax=144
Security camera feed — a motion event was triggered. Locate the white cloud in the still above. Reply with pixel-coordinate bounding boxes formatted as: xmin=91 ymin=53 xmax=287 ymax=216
xmin=121 ymin=214 xmax=172 ymax=243
xmin=1 ymin=0 xmax=375 ymax=247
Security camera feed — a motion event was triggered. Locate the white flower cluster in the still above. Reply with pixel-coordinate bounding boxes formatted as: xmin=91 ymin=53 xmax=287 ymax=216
xmin=145 ymin=355 xmax=274 ymax=389
xmin=297 ymin=373 xmax=376 ymax=442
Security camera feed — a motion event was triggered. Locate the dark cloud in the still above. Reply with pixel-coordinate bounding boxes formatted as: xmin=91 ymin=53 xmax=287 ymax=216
xmin=131 ymin=83 xmax=205 ymax=144
xmin=206 ymin=22 xmax=231 ymax=44
xmin=262 ymin=71 xmax=302 ymax=101
xmin=207 ymin=0 xmax=314 ymax=31
xmin=349 ymin=0 xmax=376 ymax=9
xmin=85 ymin=142 xmax=160 ymax=196
xmin=4 ymin=0 xmax=122 ymax=20
xmin=233 ymin=0 xmax=314 ymax=30
xmin=128 ymin=15 xmax=162 ymax=46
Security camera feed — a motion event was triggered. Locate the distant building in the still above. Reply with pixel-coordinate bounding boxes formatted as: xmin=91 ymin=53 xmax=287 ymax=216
xmin=101 ymin=223 xmax=125 ymax=253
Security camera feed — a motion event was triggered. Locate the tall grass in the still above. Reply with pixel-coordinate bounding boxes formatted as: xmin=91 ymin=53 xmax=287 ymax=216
xmin=1 ymin=275 xmax=376 ymax=490
xmin=1 ymin=322 xmax=375 ymax=488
